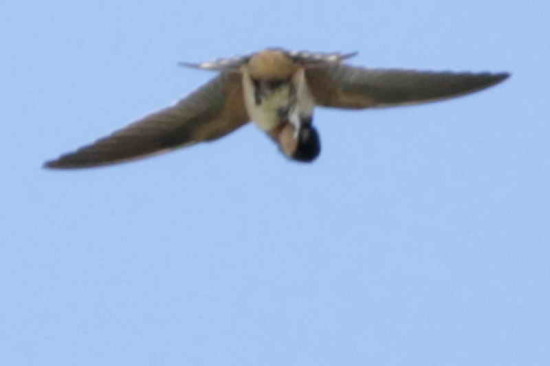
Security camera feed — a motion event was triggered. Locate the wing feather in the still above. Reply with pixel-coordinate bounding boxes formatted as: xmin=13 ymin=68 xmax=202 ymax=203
xmin=306 ymin=65 xmax=509 ymax=109
xmin=44 ymin=72 xmax=248 ymax=169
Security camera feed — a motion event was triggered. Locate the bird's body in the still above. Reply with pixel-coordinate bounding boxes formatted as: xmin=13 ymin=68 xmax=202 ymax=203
xmin=241 ymin=65 xmax=295 ymax=132
xmin=44 ymin=48 xmax=509 ymax=169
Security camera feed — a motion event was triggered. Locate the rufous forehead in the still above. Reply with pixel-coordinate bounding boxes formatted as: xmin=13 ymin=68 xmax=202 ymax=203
xmin=247 ymin=50 xmax=298 ymax=79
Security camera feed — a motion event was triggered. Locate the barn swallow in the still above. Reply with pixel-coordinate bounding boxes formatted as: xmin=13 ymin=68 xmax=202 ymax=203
xmin=44 ymin=48 xmax=509 ymax=168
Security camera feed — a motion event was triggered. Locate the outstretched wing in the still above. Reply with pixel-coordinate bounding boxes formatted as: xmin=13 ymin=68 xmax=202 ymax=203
xmin=306 ymin=65 xmax=509 ymax=109
xmin=44 ymin=72 xmax=249 ymax=169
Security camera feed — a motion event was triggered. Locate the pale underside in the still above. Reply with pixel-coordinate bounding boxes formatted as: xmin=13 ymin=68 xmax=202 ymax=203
xmin=242 ymin=67 xmax=315 ymax=135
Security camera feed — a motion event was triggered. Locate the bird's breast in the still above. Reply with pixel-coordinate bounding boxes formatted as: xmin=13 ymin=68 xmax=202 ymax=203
xmin=241 ymin=67 xmax=315 ymax=136
xmin=242 ymin=76 xmax=294 ymax=131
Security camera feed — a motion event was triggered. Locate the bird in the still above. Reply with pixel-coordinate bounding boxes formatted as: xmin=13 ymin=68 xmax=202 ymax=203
xmin=44 ymin=48 xmax=509 ymax=169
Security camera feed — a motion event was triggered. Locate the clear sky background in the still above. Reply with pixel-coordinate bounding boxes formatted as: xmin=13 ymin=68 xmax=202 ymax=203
xmin=1 ymin=1 xmax=548 ymax=365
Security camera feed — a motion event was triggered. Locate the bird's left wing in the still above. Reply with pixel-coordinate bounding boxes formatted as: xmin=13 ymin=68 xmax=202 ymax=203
xmin=45 ymin=72 xmax=248 ymax=169
xmin=306 ymin=65 xmax=509 ymax=109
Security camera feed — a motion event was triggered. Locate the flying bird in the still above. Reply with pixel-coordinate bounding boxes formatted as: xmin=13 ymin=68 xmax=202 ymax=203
xmin=44 ymin=48 xmax=509 ymax=168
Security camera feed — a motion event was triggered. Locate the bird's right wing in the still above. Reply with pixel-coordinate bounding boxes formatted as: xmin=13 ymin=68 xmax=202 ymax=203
xmin=306 ymin=65 xmax=509 ymax=109
xmin=45 ymin=72 xmax=249 ymax=169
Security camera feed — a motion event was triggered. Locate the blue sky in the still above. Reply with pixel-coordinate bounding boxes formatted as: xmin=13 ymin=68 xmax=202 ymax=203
xmin=1 ymin=1 xmax=548 ymax=365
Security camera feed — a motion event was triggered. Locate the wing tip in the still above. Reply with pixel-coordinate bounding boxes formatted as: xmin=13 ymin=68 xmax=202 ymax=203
xmin=476 ymin=71 xmax=511 ymax=91
xmin=492 ymin=71 xmax=511 ymax=83
xmin=342 ymin=51 xmax=359 ymax=60
xmin=43 ymin=159 xmax=59 ymax=169
xmin=43 ymin=151 xmax=115 ymax=170
xmin=178 ymin=61 xmax=207 ymax=70
xmin=42 ymin=157 xmax=93 ymax=170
